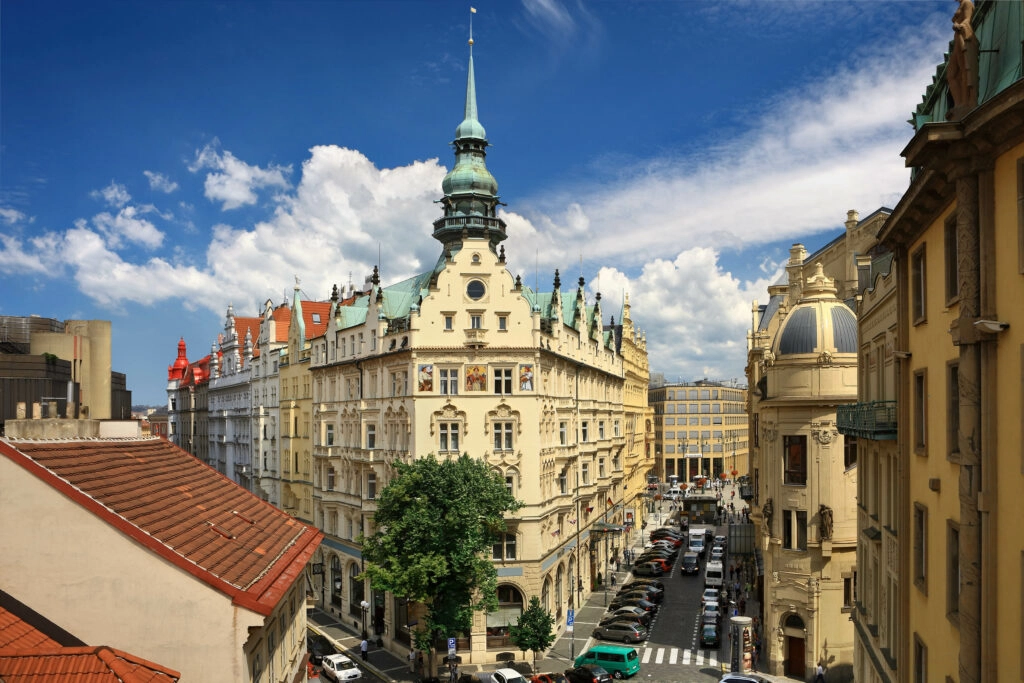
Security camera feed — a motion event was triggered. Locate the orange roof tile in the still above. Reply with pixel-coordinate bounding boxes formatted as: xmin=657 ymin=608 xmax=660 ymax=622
xmin=272 ymin=305 xmax=292 ymax=343
xmin=0 ymin=646 xmax=180 ymax=682
xmin=0 ymin=438 xmax=323 ymax=617
xmin=0 ymin=607 xmax=60 ymax=651
xmin=303 ymin=302 xmax=332 ymax=339
xmin=234 ymin=316 xmax=261 ymax=361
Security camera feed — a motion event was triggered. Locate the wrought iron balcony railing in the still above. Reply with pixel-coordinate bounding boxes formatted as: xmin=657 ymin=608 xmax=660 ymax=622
xmin=836 ymin=401 xmax=898 ymax=440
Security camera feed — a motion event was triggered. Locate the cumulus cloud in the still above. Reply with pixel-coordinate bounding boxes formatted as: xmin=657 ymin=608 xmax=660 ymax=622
xmin=0 ymin=233 xmax=54 ymax=275
xmin=0 ymin=208 xmax=27 ymax=225
xmin=189 ymin=141 xmax=292 ymax=210
xmin=91 ymin=181 xmax=131 ymax=208
xmin=144 ymin=170 xmax=179 ymax=193
xmin=87 ymin=204 xmax=165 ymax=250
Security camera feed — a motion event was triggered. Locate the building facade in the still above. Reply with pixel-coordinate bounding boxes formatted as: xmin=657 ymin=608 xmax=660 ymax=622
xmin=851 ymin=3 xmax=1024 ymax=681
xmin=745 ymin=209 xmax=888 ymax=681
xmin=306 ymin=46 xmax=650 ymax=665
xmin=649 ymin=380 xmax=748 ymax=483
xmin=208 ymin=304 xmax=259 ymax=487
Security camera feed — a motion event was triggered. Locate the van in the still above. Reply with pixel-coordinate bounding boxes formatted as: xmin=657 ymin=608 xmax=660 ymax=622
xmin=688 ymin=535 xmax=705 ymax=557
xmin=574 ymin=644 xmax=641 ymax=678
xmin=705 ymin=560 xmax=724 ymax=588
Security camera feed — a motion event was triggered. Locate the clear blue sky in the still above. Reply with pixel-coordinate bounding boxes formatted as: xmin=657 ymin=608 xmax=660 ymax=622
xmin=1 ymin=0 xmax=954 ymax=405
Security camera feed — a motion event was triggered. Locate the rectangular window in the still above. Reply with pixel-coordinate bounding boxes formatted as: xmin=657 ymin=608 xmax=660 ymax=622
xmin=947 ymin=521 xmax=960 ymax=624
xmin=327 ymin=468 xmax=335 ymax=491
xmin=559 ymin=471 xmax=567 ymax=495
xmin=582 ymin=422 xmax=589 ymax=442
xmin=914 ymin=503 xmax=928 ymax=592
xmin=843 ymin=575 xmax=854 ymax=609
xmin=440 ymin=368 xmax=459 ymax=395
xmin=492 ymin=532 xmax=516 ymax=560
xmin=599 ymin=458 xmax=606 ymax=478
xmin=948 ymin=362 xmax=960 ymax=461
xmin=944 ymin=213 xmax=959 ymax=303
xmin=326 ymin=424 xmax=335 ymax=447
xmin=581 ymin=462 xmax=590 ymax=485
xmin=498 ymin=315 xmax=508 ymax=331
xmin=598 ymin=421 xmax=605 ymax=439
xmin=782 ymin=510 xmax=807 ymax=551
xmin=493 ymin=422 xmax=513 ymax=451
xmin=911 ymin=244 xmax=927 ymax=323
xmin=445 ymin=315 xmax=454 ymax=330
xmin=783 ymin=510 xmax=793 ymax=549
xmin=367 ymin=472 xmax=377 ymax=499
xmin=844 ymin=436 xmax=857 ymax=470
xmin=366 ymin=424 xmax=376 ymax=450
xmin=471 ymin=314 xmax=482 ymax=329
xmin=439 ymin=423 xmax=459 ymax=452
xmin=913 ymin=635 xmax=927 ymax=683
xmin=559 ymin=422 xmax=568 ymax=446
xmin=614 ymin=420 xmax=620 ymax=437
xmin=494 ymin=368 xmax=513 ymax=394
xmin=783 ymin=435 xmax=807 ymax=485
xmin=914 ymin=370 xmax=928 ymax=454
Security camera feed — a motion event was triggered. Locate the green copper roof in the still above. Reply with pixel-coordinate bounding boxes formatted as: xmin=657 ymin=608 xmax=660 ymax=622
xmin=454 ymin=54 xmax=487 ymax=140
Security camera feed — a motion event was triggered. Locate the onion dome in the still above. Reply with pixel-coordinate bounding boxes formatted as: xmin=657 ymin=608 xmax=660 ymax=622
xmin=773 ymin=263 xmax=857 ymax=358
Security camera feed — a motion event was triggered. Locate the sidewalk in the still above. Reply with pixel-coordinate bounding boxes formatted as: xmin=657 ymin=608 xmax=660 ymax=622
xmin=308 ymin=607 xmax=418 ymax=683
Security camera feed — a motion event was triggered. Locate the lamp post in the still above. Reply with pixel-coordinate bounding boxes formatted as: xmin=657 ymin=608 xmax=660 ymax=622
xmin=722 ymin=432 xmax=738 ymax=483
xmin=360 ymin=600 xmax=370 ymax=639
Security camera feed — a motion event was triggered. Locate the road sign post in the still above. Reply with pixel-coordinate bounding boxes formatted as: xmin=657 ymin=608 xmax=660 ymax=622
xmin=566 ymin=608 xmax=575 ymax=633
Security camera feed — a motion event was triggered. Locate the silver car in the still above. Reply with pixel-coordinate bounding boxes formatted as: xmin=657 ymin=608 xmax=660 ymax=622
xmin=591 ymin=620 xmax=648 ymax=643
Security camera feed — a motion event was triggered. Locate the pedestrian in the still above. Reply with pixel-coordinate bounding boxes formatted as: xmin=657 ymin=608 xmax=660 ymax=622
xmin=408 ymin=649 xmax=416 ymax=673
xmin=739 ymin=597 xmax=746 ymax=615
xmin=815 ymin=663 xmax=826 ymax=682
xmin=417 ymin=652 xmax=424 ymax=675
xmin=360 ymin=638 xmax=368 ymax=661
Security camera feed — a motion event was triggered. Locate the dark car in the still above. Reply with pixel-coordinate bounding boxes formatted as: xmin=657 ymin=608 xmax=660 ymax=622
xmin=616 ymin=585 xmax=663 ymax=603
xmin=624 ymin=578 xmax=665 ymax=591
xmin=564 ymin=665 xmax=613 ymax=683
xmin=598 ymin=613 xmax=649 ymax=629
xmin=591 ymin=620 xmax=647 ymax=643
xmin=644 ymin=545 xmax=679 ymax=558
xmin=621 ymin=581 xmax=664 ymax=596
xmin=635 ymin=557 xmax=671 ymax=573
xmin=632 ymin=562 xmax=664 ymax=577
xmin=307 ymin=630 xmax=339 ymax=665
xmin=604 ymin=606 xmax=652 ymax=625
xmin=638 ymin=549 xmax=676 ymax=562
xmin=652 ymin=526 xmax=684 ymax=538
xmin=700 ymin=623 xmax=720 ymax=649
xmin=608 ymin=596 xmax=658 ymax=613
xmin=680 ymin=552 xmax=700 ymax=575
xmin=612 ymin=589 xmax=659 ymax=606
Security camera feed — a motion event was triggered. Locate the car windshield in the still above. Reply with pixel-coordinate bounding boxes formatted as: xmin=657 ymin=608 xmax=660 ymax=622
xmin=337 ymin=658 xmax=358 ymax=670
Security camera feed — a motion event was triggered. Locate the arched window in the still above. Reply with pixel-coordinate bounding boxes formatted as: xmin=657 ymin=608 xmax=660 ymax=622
xmin=555 ymin=565 xmax=564 ymax=619
xmin=349 ymin=563 xmax=365 ymax=618
xmin=784 ymin=613 xmax=805 ymax=629
xmin=330 ymin=555 xmax=342 ymax=607
xmin=542 ymin=577 xmax=551 ymax=613
xmin=486 ymin=585 xmax=524 ymax=649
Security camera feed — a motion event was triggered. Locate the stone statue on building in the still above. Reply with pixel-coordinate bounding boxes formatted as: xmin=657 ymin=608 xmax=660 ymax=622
xmin=819 ymin=504 xmax=834 ymax=541
xmin=947 ymin=0 xmax=976 ymax=117
xmin=761 ymin=498 xmax=774 ymax=537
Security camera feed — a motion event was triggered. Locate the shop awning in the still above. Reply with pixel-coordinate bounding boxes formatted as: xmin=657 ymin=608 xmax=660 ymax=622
xmin=592 ymin=522 xmax=626 ymax=533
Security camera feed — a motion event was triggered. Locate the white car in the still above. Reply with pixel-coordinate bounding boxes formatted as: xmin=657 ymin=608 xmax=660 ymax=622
xmin=320 ymin=653 xmax=362 ymax=681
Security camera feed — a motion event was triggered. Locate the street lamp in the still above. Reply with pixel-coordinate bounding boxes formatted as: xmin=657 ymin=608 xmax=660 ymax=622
xmin=360 ymin=600 xmax=370 ymax=639
xmin=722 ymin=432 xmax=739 ymax=482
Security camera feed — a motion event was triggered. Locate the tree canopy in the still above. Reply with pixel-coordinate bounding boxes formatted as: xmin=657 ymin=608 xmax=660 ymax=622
xmin=360 ymin=453 xmax=522 ymax=647
xmin=509 ymin=595 xmax=556 ymax=671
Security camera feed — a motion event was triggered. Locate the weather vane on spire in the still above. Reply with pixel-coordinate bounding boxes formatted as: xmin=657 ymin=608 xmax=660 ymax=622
xmin=469 ymin=7 xmax=476 ymax=47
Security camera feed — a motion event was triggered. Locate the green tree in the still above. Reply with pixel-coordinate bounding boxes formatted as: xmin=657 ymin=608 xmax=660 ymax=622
xmin=509 ymin=595 xmax=556 ymax=672
xmin=360 ymin=453 xmax=521 ymax=669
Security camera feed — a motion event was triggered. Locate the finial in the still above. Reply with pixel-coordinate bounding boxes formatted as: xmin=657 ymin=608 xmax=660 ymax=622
xmin=469 ymin=7 xmax=476 ymax=47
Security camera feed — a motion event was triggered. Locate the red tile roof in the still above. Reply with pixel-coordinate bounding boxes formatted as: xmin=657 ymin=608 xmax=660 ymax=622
xmin=0 ymin=606 xmax=60 ymax=651
xmin=303 ymin=302 xmax=332 ymax=339
xmin=0 ymin=646 xmax=180 ymax=682
xmin=234 ymin=316 xmax=261 ymax=361
xmin=272 ymin=305 xmax=292 ymax=342
xmin=0 ymin=437 xmax=322 ymax=616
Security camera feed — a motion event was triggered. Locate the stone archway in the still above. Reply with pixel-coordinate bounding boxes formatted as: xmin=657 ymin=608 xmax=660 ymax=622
xmin=782 ymin=613 xmax=806 ymax=678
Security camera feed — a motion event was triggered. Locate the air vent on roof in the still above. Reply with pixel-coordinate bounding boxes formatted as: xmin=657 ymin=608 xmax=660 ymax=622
xmin=232 ymin=510 xmax=256 ymax=525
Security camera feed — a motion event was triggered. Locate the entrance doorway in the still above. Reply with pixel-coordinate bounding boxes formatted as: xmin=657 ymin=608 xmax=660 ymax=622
xmin=782 ymin=613 xmax=806 ymax=678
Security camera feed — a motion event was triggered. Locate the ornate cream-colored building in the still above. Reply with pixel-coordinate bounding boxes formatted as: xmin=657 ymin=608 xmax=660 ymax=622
xmin=306 ymin=46 xmax=650 ymax=664
xmin=746 ymin=208 xmax=888 ymax=681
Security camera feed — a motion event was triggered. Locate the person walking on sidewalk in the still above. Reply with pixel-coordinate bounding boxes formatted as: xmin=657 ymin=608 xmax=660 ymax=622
xmin=408 ymin=649 xmax=416 ymax=673
xmin=360 ymin=638 xmax=369 ymax=661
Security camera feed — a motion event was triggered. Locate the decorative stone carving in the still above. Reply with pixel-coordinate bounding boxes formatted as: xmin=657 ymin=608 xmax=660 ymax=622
xmin=819 ymin=504 xmax=833 ymax=540
xmin=761 ymin=421 xmax=777 ymax=443
xmin=811 ymin=422 xmax=837 ymax=445
xmin=762 ymin=350 xmax=775 ymax=368
xmin=817 ymin=350 xmax=833 ymax=365
xmin=761 ymin=497 xmax=774 ymax=537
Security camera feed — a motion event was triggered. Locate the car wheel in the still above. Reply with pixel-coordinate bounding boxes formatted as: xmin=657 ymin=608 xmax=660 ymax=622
xmin=592 ymin=630 xmax=601 ymax=639
xmin=613 ymin=672 xmax=624 ymax=679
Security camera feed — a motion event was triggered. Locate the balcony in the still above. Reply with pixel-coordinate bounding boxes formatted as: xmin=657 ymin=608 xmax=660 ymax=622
xmin=836 ymin=401 xmax=898 ymax=440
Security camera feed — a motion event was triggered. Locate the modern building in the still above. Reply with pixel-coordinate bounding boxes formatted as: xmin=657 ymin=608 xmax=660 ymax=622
xmin=648 ymin=379 xmax=749 ymax=483
xmin=0 ymin=316 xmax=132 ymax=431
xmin=844 ymin=3 xmax=1024 ymax=681
xmin=745 ymin=209 xmax=889 ymax=680
xmin=306 ymin=43 xmax=650 ymax=665
xmin=0 ymin=418 xmax=322 ymax=682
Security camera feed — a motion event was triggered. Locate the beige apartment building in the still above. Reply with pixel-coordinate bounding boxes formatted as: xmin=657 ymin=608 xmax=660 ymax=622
xmin=306 ymin=47 xmax=650 ymax=665
xmin=847 ymin=3 xmax=1024 ymax=681
xmin=649 ymin=379 xmax=748 ymax=484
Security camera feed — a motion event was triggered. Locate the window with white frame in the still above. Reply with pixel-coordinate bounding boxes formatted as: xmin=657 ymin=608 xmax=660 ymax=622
xmin=326 ymin=424 xmax=335 ymax=447
xmin=598 ymin=421 xmax=605 ymax=439
xmin=559 ymin=422 xmax=568 ymax=445
xmin=505 ymin=475 xmax=514 ymax=496
xmin=599 ymin=458 xmax=605 ymax=478
xmin=782 ymin=509 xmax=807 ymax=550
xmin=440 ymin=368 xmax=459 ymax=395
xmin=439 ymin=423 xmax=460 ymax=452
xmin=493 ymin=422 xmax=513 ymax=451
xmin=366 ymin=424 xmax=376 ymax=449
xmin=497 ymin=315 xmax=508 ymax=331
xmin=367 ymin=472 xmax=377 ymax=499
xmin=494 ymin=367 xmax=513 ymax=394
xmin=492 ymin=532 xmax=517 ymax=560
xmin=614 ymin=420 xmax=620 ymax=437
xmin=444 ymin=315 xmax=454 ymax=330
xmin=559 ymin=470 xmax=567 ymax=495
xmin=581 ymin=462 xmax=590 ymax=485
xmin=471 ymin=314 xmax=482 ymax=329
xmin=581 ymin=422 xmax=589 ymax=442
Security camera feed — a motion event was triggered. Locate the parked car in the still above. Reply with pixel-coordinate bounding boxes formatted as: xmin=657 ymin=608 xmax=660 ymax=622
xmin=616 ymin=585 xmax=662 ymax=603
xmin=714 ymin=534 xmax=728 ymax=549
xmin=710 ymin=546 xmax=726 ymax=562
xmin=564 ymin=664 xmax=613 ymax=683
xmin=320 ymin=653 xmax=362 ymax=681
xmin=307 ymin=630 xmax=339 ymax=665
xmin=702 ymin=601 xmax=722 ymax=625
xmin=701 ymin=588 xmax=720 ymax=605
xmin=634 ymin=557 xmax=671 ymax=573
xmin=623 ymin=578 xmax=665 ymax=591
xmin=604 ymin=606 xmax=652 ymax=625
xmin=598 ymin=613 xmax=649 ymax=630
xmin=607 ymin=596 xmax=658 ymax=613
xmin=530 ymin=675 xmax=567 ymax=683
xmin=720 ymin=675 xmax=767 ymax=683
xmin=591 ymin=621 xmax=648 ymax=643
xmin=632 ymin=562 xmax=664 ymax=577
xmin=700 ymin=623 xmax=720 ymax=648
xmin=638 ymin=548 xmax=676 ymax=561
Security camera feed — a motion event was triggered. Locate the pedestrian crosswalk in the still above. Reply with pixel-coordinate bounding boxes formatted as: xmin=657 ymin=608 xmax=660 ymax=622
xmin=639 ymin=646 xmax=719 ymax=667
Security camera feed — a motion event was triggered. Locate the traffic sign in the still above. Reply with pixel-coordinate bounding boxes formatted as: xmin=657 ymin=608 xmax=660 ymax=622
xmin=447 ymin=637 xmax=456 ymax=656
xmin=566 ymin=609 xmax=575 ymax=632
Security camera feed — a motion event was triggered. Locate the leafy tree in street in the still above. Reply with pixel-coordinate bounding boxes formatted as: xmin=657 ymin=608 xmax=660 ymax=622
xmin=360 ymin=453 xmax=521 ymax=668
xmin=509 ymin=595 xmax=556 ymax=672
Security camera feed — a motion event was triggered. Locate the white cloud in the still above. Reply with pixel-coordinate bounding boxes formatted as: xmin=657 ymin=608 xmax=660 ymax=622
xmin=0 ymin=234 xmax=53 ymax=274
xmin=91 ymin=181 xmax=131 ymax=208
xmin=189 ymin=141 xmax=291 ymax=210
xmin=0 ymin=208 xmax=27 ymax=225
xmin=89 ymin=205 xmax=165 ymax=250
xmin=143 ymin=170 xmax=179 ymax=193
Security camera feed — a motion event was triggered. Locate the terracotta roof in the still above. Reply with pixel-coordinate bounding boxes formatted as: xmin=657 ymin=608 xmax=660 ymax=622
xmin=0 ymin=437 xmax=322 ymax=616
xmin=0 ymin=646 xmax=180 ymax=682
xmin=272 ymin=305 xmax=292 ymax=343
xmin=0 ymin=606 xmax=60 ymax=651
xmin=234 ymin=316 xmax=261 ymax=361
xmin=303 ymin=302 xmax=332 ymax=339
